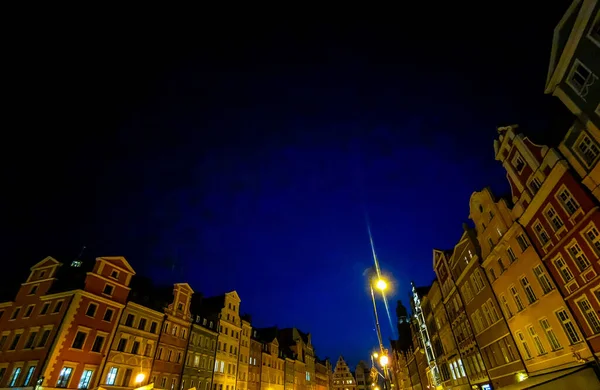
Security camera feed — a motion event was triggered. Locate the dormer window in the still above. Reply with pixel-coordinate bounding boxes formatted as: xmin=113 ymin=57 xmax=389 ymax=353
xmin=529 ymin=177 xmax=542 ymax=195
xmin=29 ymin=285 xmax=38 ymax=295
xmin=71 ymin=260 xmax=82 ymax=268
xmin=110 ymin=270 xmax=119 ymax=279
xmin=177 ymin=303 xmax=183 ymax=311
xmin=512 ymin=153 xmax=526 ymax=174
xmin=40 ymin=271 xmax=45 ymax=278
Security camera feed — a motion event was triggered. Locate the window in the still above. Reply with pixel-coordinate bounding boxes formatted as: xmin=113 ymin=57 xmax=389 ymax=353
xmin=38 ymin=329 xmax=51 ymax=347
xmin=516 ymin=332 xmax=532 ymax=359
xmin=471 ymin=270 xmax=485 ymax=293
xmin=9 ymin=333 xmax=21 ymax=350
xmin=131 ymin=341 xmax=140 ymax=355
xmin=529 ymin=177 xmax=542 ymax=194
xmin=57 ymin=367 xmax=73 ymax=388
xmin=103 ymin=284 xmax=114 ymax=296
xmin=145 ymin=343 xmax=152 ymax=357
xmin=488 ymin=237 xmax=494 ymax=249
xmin=24 ymin=331 xmax=38 ymax=349
xmin=534 ymin=222 xmax=550 ymax=246
xmin=92 ymin=335 xmax=105 ymax=352
xmin=117 ymin=338 xmax=127 ymax=352
xmin=520 ymin=277 xmax=537 ymax=304
xmin=23 ymin=366 xmax=36 ymax=386
xmin=9 ymin=367 xmax=22 ymax=387
xmin=10 ymin=307 xmax=21 ymax=320
xmin=557 ymin=188 xmax=580 ymax=216
xmin=527 ymin=326 xmax=546 ymax=355
xmin=516 ymin=234 xmax=529 ymax=252
xmin=507 ymin=247 xmax=517 ymax=263
xmin=40 ymin=302 xmax=50 ymax=315
xmin=584 ymin=224 xmax=600 ymax=255
xmin=533 ymin=265 xmax=554 ymax=294
xmin=500 ymin=295 xmax=513 ymax=318
xmin=568 ymin=242 xmax=591 ymax=270
xmin=576 ymin=133 xmax=600 ymax=166
xmin=79 ymin=369 xmax=94 ymax=389
xmin=123 ymin=368 xmax=132 ymax=387
xmin=53 ymin=301 xmax=63 ymax=313
xmin=487 ymin=299 xmax=500 ymax=322
xmin=111 ymin=270 xmax=119 ymax=279
xmin=106 ymin=367 xmax=118 ymax=385
xmin=86 ymin=303 xmax=98 ymax=317
xmin=125 ymin=314 xmax=135 ymax=327
xmin=497 ymin=258 xmax=506 ymax=273
xmin=512 ymin=153 xmax=526 ymax=173
xmin=556 ymin=309 xmax=581 ymax=344
xmin=540 ymin=318 xmax=562 ymax=351
xmin=72 ymin=331 xmax=87 ymax=349
xmin=553 ymin=256 xmax=574 ymax=282
xmin=22 ymin=305 xmax=34 ymax=318
xmin=138 ymin=318 xmax=147 ymax=331
xmin=29 ymin=285 xmax=38 ymax=295
xmin=510 ymin=285 xmax=525 ymax=311
xmin=567 ymin=60 xmax=597 ymax=98
xmin=103 ymin=308 xmax=114 ymax=322
xmin=150 ymin=321 xmax=158 ymax=333
xmin=161 ymin=378 xmax=167 ymax=388
xmin=576 ymin=297 xmax=600 ymax=334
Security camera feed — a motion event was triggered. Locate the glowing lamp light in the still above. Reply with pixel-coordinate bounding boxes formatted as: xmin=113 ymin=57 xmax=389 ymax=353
xmin=517 ymin=372 xmax=528 ymax=382
xmin=375 ymin=279 xmax=387 ymax=291
xmin=372 ymin=352 xmax=379 ymax=359
xmin=135 ymin=373 xmax=146 ymax=383
xmin=379 ymin=355 xmax=389 ymax=367
xmin=374 ymin=387 xmax=380 ymax=390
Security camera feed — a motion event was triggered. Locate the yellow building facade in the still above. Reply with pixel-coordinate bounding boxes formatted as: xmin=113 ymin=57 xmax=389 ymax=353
xmin=213 ymin=291 xmax=243 ymax=390
xmin=471 ymin=188 xmax=593 ymax=377
xmin=237 ymin=318 xmax=252 ymax=390
xmin=104 ymin=301 xmax=163 ymax=388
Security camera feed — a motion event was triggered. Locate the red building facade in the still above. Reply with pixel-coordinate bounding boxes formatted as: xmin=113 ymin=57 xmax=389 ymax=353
xmin=495 ymin=125 xmax=600 ymax=354
xmin=0 ymin=256 xmax=134 ymax=390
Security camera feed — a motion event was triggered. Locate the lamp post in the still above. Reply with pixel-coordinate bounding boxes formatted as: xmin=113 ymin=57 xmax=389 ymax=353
xmin=369 ymin=277 xmax=391 ymax=390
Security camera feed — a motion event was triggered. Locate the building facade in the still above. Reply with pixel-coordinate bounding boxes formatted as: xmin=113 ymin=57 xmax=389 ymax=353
xmin=149 ymin=283 xmax=193 ymax=390
xmin=353 ymin=361 xmax=369 ymax=390
xmin=331 ymin=356 xmax=355 ymax=390
xmin=432 ymin=253 xmax=472 ymax=390
xmin=0 ymin=256 xmax=134 ymax=390
xmin=494 ymin=125 xmax=600 ymax=353
xmin=248 ymin=332 xmax=262 ymax=390
xmin=182 ymin=293 xmax=218 ymax=390
xmin=237 ymin=317 xmax=252 ymax=390
xmin=314 ymin=358 xmax=331 ymax=390
xmin=472 ymin=187 xmax=592 ymax=379
xmin=102 ymin=300 xmax=163 ymax=389
xmin=546 ymin=0 xmax=600 ymax=199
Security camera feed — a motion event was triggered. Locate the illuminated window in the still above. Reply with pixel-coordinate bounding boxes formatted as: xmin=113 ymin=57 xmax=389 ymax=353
xmin=57 ymin=367 xmax=73 ymax=388
xmin=576 ymin=297 xmax=600 ymax=334
xmin=527 ymin=326 xmax=546 ymax=355
xmin=516 ymin=332 xmax=532 ymax=359
xmin=533 ymin=265 xmax=553 ymax=294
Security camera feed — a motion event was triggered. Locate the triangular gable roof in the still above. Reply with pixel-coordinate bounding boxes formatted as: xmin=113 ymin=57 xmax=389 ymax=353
xmin=225 ymin=290 xmax=241 ymax=302
xmin=174 ymin=283 xmax=194 ymax=293
xmin=30 ymin=256 xmax=61 ymax=270
xmin=98 ymin=256 xmax=136 ymax=274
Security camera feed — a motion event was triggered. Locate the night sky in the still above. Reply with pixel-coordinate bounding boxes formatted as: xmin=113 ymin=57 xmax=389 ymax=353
xmin=2 ymin=3 xmax=575 ymax=367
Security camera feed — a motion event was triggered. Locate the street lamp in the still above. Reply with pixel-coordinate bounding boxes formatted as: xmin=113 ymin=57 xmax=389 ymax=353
xmin=135 ymin=373 xmax=146 ymax=384
xmin=379 ymin=355 xmax=389 ymax=368
xmin=375 ymin=279 xmax=387 ymax=291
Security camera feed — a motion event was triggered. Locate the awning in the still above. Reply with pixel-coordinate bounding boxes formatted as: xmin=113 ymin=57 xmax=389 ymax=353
xmin=499 ymin=365 xmax=598 ymax=389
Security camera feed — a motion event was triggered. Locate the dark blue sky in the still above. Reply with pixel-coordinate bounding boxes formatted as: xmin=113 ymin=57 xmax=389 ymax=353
xmin=2 ymin=3 xmax=574 ymax=367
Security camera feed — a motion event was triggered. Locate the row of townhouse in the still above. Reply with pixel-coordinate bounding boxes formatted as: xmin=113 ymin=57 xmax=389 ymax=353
xmin=0 ymin=256 xmax=332 ymax=390
xmin=390 ymin=2 xmax=600 ymax=389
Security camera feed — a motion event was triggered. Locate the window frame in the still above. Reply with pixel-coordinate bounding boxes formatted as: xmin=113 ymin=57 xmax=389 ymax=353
xmin=566 ymin=59 xmax=597 ymax=99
